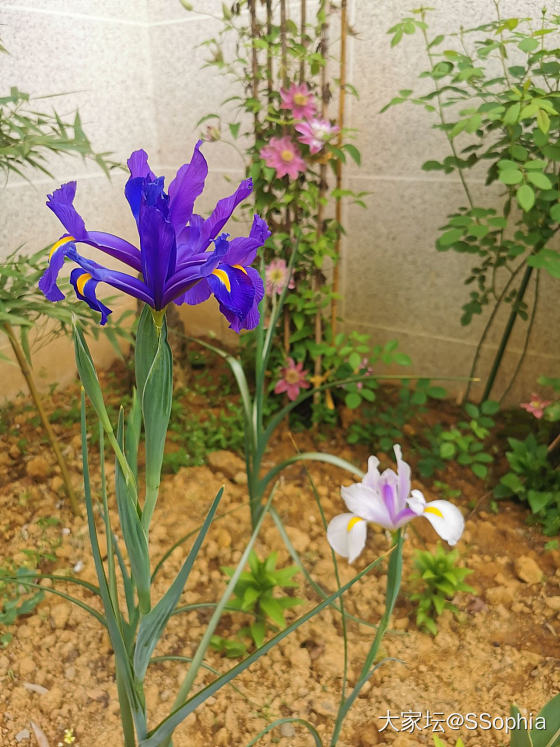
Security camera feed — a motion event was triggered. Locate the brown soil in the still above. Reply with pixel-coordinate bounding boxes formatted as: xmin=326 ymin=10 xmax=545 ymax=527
xmin=0 ymin=352 xmax=559 ymax=747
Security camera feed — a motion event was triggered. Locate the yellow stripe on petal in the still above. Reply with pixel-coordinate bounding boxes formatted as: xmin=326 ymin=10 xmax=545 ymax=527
xmin=76 ymin=273 xmax=92 ymax=296
xmin=232 ymin=264 xmax=248 ymax=275
xmin=424 ymin=506 xmax=444 ymax=518
xmin=212 ymin=268 xmax=231 ymax=292
xmin=49 ymin=235 xmax=75 ymax=261
xmin=347 ymin=516 xmax=363 ymax=532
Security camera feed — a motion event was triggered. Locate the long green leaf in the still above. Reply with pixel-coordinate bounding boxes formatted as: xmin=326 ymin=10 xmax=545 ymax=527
xmin=115 ymin=409 xmax=151 ymax=615
xmin=510 ymin=705 xmax=533 ymax=747
xmin=73 ymin=323 xmax=112 ymax=433
xmin=185 ymin=336 xmax=253 ymax=434
xmin=139 ymin=312 xmax=173 ymax=529
xmin=150 ymin=656 xmax=256 ymax=705
xmin=246 ymin=718 xmax=323 ymax=746
xmin=169 ymin=488 xmax=277 ymax=714
xmin=270 ymin=508 xmax=377 ymax=630
xmin=532 ymin=693 xmax=560 ymax=747
xmin=259 ymin=452 xmax=363 ymax=495
xmin=133 ymin=488 xmax=224 ymax=680
xmin=2 ymin=577 xmax=105 ymax=625
xmin=126 ymin=388 xmax=142 ymax=484
xmin=80 ymin=391 xmax=147 ymax=739
xmin=139 ymin=551 xmax=385 ymax=747
xmin=151 ymin=504 xmax=244 ymax=582
xmin=135 ymin=305 xmax=158 ymax=403
xmin=112 ymin=536 xmax=139 ymax=652
xmin=331 ymin=532 xmax=404 ymax=744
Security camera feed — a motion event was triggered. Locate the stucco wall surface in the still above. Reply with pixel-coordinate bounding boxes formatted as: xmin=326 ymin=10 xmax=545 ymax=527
xmin=0 ymin=0 xmax=557 ymax=403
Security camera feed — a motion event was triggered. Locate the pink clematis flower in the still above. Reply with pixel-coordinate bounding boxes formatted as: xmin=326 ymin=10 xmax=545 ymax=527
xmin=327 ymin=446 xmax=465 ymax=564
xmin=280 ymin=83 xmax=317 ymax=120
xmin=520 ymin=394 xmax=552 ymax=419
xmin=295 ymin=118 xmax=339 ymax=154
xmin=274 ymin=357 xmax=311 ymax=401
xmin=260 ymin=136 xmax=306 ymax=180
xmin=265 ymin=258 xmax=295 ymax=296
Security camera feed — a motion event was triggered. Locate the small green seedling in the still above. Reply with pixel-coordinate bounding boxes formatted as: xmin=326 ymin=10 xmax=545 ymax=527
xmin=0 ymin=566 xmax=45 ymax=646
xmin=211 ymin=550 xmax=303 ymax=657
xmin=494 ymin=434 xmax=560 ymax=535
xmin=410 ymin=545 xmax=474 ymax=635
xmin=433 ymin=736 xmax=465 ymax=747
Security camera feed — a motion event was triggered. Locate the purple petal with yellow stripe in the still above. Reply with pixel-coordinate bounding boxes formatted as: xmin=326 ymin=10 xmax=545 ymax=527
xmin=40 ymin=142 xmax=269 ymax=329
xmin=70 ymin=269 xmax=112 ymax=325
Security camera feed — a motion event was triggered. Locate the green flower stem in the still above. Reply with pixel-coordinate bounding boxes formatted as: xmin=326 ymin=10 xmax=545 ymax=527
xmin=330 ymin=531 xmax=404 ymax=745
xmin=2 ymin=321 xmax=79 ymax=515
xmin=150 ymin=307 xmax=167 ymax=334
xmin=116 ymin=664 xmax=137 ymax=747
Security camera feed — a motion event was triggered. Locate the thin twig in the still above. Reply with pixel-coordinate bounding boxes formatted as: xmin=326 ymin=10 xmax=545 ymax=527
xmin=299 ymin=0 xmax=307 ymax=83
xmin=248 ymin=0 xmax=260 ymax=139
xmin=266 ymin=0 xmax=273 ymax=100
xmin=313 ymin=1 xmax=330 ymax=407
xmin=331 ymin=0 xmax=348 ymax=336
xmin=280 ymin=0 xmax=288 ymax=86
xmin=463 ymin=259 xmax=526 ymax=402
xmin=3 ymin=322 xmax=80 ymax=515
xmin=499 ymin=270 xmax=540 ymax=404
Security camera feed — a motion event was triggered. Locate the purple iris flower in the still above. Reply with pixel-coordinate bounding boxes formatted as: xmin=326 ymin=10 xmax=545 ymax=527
xmin=39 ymin=141 xmax=270 ymax=329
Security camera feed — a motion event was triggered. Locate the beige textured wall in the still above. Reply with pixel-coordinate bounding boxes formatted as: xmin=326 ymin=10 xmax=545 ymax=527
xmin=342 ymin=0 xmax=560 ymax=403
xmin=0 ymin=0 xmax=558 ymax=404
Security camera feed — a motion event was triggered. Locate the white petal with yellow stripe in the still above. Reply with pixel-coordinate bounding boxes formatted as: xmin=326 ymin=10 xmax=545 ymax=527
xmin=326 ymin=513 xmax=368 ymax=565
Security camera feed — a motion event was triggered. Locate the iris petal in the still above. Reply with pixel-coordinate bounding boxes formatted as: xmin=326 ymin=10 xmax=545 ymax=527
xmin=161 ymin=251 xmax=224 ymax=307
xmin=340 ymin=483 xmax=393 ymax=528
xmin=84 ymin=231 xmax=142 ymax=272
xmin=198 ymin=179 xmax=253 ymax=249
xmin=40 ymin=145 xmax=269 ymax=327
xmin=168 ymin=140 xmax=208 ymax=230
xmin=138 ymin=202 xmax=176 ymax=308
xmin=70 ymin=268 xmax=112 ymax=325
xmin=225 ymin=265 xmax=264 ymax=331
xmin=421 ymin=500 xmax=465 ymax=546
xmin=125 ymin=149 xmax=156 ymax=220
xmin=38 ymin=238 xmax=74 ymax=301
xmin=66 ymin=248 xmax=154 ymax=306
xmin=173 ymin=277 xmax=212 ymax=307
xmin=46 ymin=182 xmax=87 ymax=240
xmin=207 ymin=265 xmax=255 ymax=316
xmin=326 ymin=513 xmax=367 ymax=564
xmin=226 ymin=215 xmax=271 ymax=265
xmin=394 ymin=444 xmax=411 ymax=512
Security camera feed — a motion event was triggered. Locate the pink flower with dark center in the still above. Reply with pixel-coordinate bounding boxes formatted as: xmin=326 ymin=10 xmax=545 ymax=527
xmin=520 ymin=394 xmax=552 ymax=419
xmin=274 ymin=357 xmax=311 ymax=401
xmin=280 ymin=83 xmax=317 ymax=120
xmin=265 ymin=258 xmax=295 ymax=296
xmin=295 ymin=118 xmax=339 ymax=154
xmin=260 ymin=136 xmax=306 ymax=180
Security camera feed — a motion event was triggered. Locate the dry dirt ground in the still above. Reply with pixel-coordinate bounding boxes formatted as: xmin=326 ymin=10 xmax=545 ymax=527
xmin=0 ymin=361 xmax=559 ymax=747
